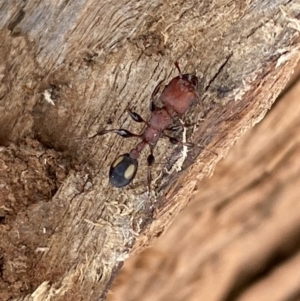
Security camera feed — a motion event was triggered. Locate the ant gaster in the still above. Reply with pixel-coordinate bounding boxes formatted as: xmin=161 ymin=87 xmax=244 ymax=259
xmin=96 ymin=62 xmax=198 ymax=188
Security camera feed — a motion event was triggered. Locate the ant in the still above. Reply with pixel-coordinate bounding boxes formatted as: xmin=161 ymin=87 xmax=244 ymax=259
xmin=95 ymin=62 xmax=199 ymax=189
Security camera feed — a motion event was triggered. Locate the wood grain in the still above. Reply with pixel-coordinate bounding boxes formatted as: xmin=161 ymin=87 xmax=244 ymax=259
xmin=108 ymin=63 xmax=300 ymax=301
xmin=0 ymin=1 xmax=299 ymax=300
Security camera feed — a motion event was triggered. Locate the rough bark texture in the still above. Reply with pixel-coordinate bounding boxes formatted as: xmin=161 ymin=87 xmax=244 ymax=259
xmin=0 ymin=1 xmax=299 ymax=301
xmin=108 ymin=63 xmax=300 ymax=301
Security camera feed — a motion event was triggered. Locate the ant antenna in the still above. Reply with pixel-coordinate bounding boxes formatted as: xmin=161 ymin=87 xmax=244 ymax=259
xmin=174 ymin=61 xmax=182 ymax=76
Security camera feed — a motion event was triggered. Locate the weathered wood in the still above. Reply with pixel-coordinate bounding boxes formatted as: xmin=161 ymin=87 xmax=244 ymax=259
xmin=0 ymin=1 xmax=299 ymax=300
xmin=108 ymin=63 xmax=300 ymax=301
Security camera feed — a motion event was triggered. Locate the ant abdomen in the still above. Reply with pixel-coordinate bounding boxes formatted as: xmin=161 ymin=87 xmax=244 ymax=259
xmin=109 ymin=153 xmax=138 ymax=187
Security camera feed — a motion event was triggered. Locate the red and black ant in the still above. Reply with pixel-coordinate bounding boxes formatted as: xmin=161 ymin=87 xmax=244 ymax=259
xmin=94 ymin=62 xmax=198 ymax=189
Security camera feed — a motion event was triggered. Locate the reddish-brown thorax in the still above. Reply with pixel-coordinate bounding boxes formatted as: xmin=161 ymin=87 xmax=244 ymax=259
xmin=129 ymin=74 xmax=198 ymax=160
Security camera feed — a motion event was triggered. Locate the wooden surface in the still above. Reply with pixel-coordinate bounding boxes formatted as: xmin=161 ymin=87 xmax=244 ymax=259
xmin=108 ymin=63 xmax=300 ymax=301
xmin=0 ymin=1 xmax=300 ymax=300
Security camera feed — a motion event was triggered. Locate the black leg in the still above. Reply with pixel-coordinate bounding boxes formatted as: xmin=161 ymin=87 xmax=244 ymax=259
xmin=167 ymin=134 xmax=217 ymax=156
xmin=146 ymin=146 xmax=155 ymax=193
xmin=163 ymin=132 xmax=194 ymax=147
xmin=164 ymin=131 xmax=217 ymax=156
xmin=90 ymin=128 xmax=141 ymax=139
xmin=165 ymin=122 xmax=195 ymax=132
xmin=126 ymin=108 xmax=148 ymax=124
xmin=165 ymin=125 xmax=182 ymax=132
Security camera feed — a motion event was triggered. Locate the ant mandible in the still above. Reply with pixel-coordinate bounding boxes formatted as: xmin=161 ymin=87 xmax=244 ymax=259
xmin=95 ymin=62 xmax=198 ymax=189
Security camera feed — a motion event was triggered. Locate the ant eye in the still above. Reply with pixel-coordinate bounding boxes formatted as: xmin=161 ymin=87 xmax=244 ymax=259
xmin=109 ymin=154 xmax=138 ymax=187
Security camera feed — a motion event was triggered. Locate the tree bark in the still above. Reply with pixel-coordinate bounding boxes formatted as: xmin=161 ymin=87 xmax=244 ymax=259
xmin=0 ymin=1 xmax=299 ymax=300
xmin=107 ymin=63 xmax=300 ymax=301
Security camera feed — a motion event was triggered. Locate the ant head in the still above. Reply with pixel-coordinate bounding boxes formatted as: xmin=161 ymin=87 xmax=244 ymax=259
xmin=109 ymin=153 xmax=138 ymax=187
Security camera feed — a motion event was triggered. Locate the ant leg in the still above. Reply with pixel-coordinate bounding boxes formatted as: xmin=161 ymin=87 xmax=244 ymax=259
xmin=126 ymin=108 xmax=148 ymax=124
xmin=165 ymin=122 xmax=195 ymax=132
xmin=165 ymin=125 xmax=182 ymax=132
xmin=90 ymin=128 xmax=141 ymax=139
xmin=165 ymin=132 xmax=217 ymax=156
xmin=163 ymin=133 xmax=194 ymax=147
xmin=146 ymin=147 xmax=155 ymax=193
xmin=164 ymin=118 xmax=195 ymax=147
